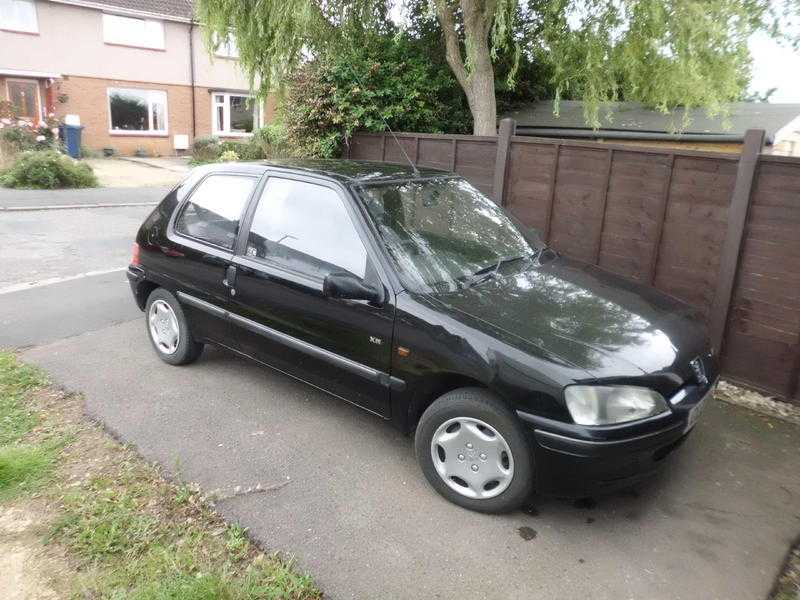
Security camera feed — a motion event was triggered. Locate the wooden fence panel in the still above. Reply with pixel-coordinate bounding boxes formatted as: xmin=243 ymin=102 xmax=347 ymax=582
xmin=548 ymin=146 xmax=611 ymax=264
xmin=598 ymin=150 xmax=673 ymax=282
xmin=723 ymin=157 xmax=800 ymax=399
xmin=348 ymin=129 xmax=800 ymax=402
xmin=653 ymin=156 xmax=738 ymax=315
xmin=505 ymin=141 xmax=558 ymax=231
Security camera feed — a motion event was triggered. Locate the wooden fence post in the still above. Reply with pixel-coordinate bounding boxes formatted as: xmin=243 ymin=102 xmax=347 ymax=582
xmin=708 ymin=129 xmax=765 ymax=353
xmin=493 ymin=118 xmax=515 ymax=205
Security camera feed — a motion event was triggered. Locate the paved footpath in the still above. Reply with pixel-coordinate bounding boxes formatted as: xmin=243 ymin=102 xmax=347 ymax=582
xmin=22 ymin=320 xmax=800 ymax=600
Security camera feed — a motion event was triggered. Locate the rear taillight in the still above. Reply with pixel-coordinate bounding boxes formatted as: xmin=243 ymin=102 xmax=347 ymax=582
xmin=131 ymin=242 xmax=141 ymax=266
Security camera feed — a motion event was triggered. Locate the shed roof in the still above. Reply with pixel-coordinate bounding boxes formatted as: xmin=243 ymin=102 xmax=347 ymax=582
xmin=503 ymin=100 xmax=800 ymax=145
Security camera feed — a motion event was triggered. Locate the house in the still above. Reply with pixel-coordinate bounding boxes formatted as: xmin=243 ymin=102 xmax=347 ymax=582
xmin=1 ymin=0 xmax=275 ymax=155
xmin=502 ymin=100 xmax=800 ymax=155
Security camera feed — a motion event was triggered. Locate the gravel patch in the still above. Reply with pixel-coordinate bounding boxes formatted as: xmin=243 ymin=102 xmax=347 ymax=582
xmin=716 ymin=380 xmax=800 ymax=426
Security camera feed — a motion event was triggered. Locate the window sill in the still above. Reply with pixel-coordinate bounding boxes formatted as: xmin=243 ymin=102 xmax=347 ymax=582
xmin=0 ymin=27 xmax=39 ymax=35
xmin=214 ymin=132 xmax=254 ymax=138
xmin=109 ymin=130 xmax=168 ymax=137
xmin=104 ymin=41 xmax=165 ymax=52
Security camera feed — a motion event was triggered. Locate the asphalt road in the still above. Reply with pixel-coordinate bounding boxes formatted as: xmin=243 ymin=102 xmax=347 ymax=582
xmin=4 ymin=186 xmax=800 ymax=599
xmin=0 ymin=188 xmax=152 ymax=346
xmin=0 ymin=186 xmax=168 ymax=209
xmin=22 ymin=321 xmax=800 ymax=600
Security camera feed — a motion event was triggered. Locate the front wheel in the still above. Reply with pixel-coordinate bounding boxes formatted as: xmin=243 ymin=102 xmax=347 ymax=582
xmin=415 ymin=387 xmax=534 ymax=513
xmin=145 ymin=288 xmax=203 ymax=365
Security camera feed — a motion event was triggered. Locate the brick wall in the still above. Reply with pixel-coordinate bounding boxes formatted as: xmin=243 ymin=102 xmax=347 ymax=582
xmin=55 ymin=75 xmax=193 ymax=156
xmin=54 ymin=75 xmax=277 ymax=155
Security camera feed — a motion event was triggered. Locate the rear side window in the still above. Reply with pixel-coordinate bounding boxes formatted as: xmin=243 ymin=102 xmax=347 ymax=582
xmin=175 ymin=174 xmax=256 ymax=249
xmin=245 ymin=177 xmax=367 ymax=279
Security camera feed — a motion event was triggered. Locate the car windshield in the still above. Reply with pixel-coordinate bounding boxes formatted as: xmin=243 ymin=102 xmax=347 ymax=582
xmin=357 ymin=177 xmax=545 ymax=293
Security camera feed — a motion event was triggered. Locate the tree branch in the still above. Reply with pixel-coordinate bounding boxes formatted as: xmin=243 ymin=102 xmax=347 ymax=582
xmin=435 ymin=0 xmax=470 ymax=90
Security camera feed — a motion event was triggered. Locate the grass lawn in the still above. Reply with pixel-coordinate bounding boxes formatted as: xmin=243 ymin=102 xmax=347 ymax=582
xmin=0 ymin=350 xmax=321 ymax=599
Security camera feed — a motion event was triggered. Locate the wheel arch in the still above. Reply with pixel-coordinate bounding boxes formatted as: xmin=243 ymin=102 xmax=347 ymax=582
xmin=134 ymin=279 xmax=160 ymax=311
xmin=405 ymin=372 xmax=513 ymax=435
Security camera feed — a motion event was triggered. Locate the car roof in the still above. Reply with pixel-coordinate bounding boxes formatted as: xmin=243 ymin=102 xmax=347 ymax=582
xmin=205 ymin=158 xmax=452 ymax=184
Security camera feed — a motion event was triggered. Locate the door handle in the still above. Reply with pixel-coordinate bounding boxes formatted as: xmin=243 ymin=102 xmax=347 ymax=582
xmin=223 ymin=265 xmax=238 ymax=295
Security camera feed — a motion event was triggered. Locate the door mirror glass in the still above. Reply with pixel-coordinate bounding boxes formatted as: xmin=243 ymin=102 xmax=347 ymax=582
xmin=323 ymin=272 xmax=382 ymax=304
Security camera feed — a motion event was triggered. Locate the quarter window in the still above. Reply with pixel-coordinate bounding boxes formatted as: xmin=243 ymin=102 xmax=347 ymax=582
xmin=212 ymin=92 xmax=260 ymax=136
xmin=175 ymin=175 xmax=256 ymax=250
xmin=102 ymin=14 xmax=164 ymax=50
xmin=108 ymin=88 xmax=167 ymax=134
xmin=246 ymin=178 xmax=368 ymax=279
xmin=0 ymin=0 xmax=38 ymax=33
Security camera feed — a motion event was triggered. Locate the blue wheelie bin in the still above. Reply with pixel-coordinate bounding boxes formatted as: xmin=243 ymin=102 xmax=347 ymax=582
xmin=59 ymin=124 xmax=84 ymax=158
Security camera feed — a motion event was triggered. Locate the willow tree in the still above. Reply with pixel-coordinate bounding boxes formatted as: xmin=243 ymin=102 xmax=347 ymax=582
xmin=197 ymin=0 xmax=800 ymax=136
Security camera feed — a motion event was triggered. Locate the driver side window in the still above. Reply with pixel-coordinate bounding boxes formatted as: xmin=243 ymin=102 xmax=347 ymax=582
xmin=246 ymin=177 xmax=368 ymax=280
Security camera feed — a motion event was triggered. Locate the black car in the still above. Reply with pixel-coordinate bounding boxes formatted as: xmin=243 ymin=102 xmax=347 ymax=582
xmin=128 ymin=159 xmax=718 ymax=513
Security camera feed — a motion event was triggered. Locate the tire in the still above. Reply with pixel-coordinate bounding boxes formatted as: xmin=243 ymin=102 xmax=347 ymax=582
xmin=415 ymin=387 xmax=534 ymax=513
xmin=144 ymin=288 xmax=203 ymax=365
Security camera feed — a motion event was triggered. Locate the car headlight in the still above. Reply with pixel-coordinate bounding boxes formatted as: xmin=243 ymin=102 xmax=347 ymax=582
xmin=564 ymin=385 xmax=669 ymax=426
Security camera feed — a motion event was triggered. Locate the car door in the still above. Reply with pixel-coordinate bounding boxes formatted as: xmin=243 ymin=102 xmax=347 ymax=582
xmin=163 ymin=172 xmax=259 ymax=343
xmin=226 ymin=172 xmax=395 ymax=418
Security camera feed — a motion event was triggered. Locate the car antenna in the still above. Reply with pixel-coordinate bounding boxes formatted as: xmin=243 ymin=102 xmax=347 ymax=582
xmin=346 ymin=64 xmax=420 ymax=177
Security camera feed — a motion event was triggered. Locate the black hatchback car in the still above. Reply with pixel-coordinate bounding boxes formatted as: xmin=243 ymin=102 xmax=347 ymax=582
xmin=128 ymin=159 xmax=718 ymax=513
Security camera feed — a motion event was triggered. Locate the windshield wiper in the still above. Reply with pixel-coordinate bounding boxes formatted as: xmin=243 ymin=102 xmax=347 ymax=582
xmin=461 ymin=253 xmax=534 ymax=288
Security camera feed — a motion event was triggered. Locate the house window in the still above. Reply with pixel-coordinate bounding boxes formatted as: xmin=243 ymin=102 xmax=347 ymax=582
xmin=213 ymin=32 xmax=239 ymax=58
xmin=0 ymin=0 xmax=38 ymax=33
xmin=212 ymin=92 xmax=260 ymax=136
xmin=102 ymin=13 xmax=164 ymax=50
xmin=108 ymin=88 xmax=167 ymax=134
xmin=7 ymin=79 xmax=40 ymax=119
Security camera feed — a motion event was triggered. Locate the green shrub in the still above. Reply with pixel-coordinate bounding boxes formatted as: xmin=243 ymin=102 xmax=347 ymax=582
xmin=190 ymin=135 xmax=222 ymax=163
xmin=1 ymin=125 xmax=39 ymax=153
xmin=191 ymin=125 xmax=292 ymax=164
xmin=252 ymin=123 xmax=292 ymax=158
xmin=282 ymin=34 xmax=472 ymax=157
xmin=219 ymin=149 xmax=240 ymax=162
xmin=0 ymin=150 xmax=98 ymax=189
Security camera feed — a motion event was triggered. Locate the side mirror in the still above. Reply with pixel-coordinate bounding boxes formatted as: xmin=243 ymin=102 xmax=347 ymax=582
xmin=323 ymin=271 xmax=383 ymax=305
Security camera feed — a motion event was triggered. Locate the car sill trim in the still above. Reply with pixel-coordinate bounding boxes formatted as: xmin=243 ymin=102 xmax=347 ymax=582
xmin=176 ymin=291 xmax=405 ymax=391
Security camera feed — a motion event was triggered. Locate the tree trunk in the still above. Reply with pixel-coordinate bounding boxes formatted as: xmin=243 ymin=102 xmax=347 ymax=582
xmin=435 ymin=0 xmax=499 ymax=136
xmin=466 ymin=66 xmax=497 ymax=136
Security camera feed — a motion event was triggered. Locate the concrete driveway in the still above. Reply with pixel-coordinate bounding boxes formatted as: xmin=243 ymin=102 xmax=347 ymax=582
xmin=22 ymin=322 xmax=800 ymax=600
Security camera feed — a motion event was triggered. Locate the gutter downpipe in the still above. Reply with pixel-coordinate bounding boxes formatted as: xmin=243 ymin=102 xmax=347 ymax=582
xmin=189 ymin=20 xmax=197 ymax=143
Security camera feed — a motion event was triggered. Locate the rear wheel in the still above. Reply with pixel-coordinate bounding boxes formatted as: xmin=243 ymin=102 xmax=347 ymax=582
xmin=145 ymin=288 xmax=203 ymax=365
xmin=415 ymin=387 xmax=534 ymax=513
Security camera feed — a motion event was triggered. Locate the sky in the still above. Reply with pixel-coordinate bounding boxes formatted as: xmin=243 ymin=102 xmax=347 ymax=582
xmin=749 ymin=33 xmax=800 ymax=102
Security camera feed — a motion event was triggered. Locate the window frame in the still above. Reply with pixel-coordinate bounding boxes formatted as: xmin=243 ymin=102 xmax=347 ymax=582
xmin=212 ymin=32 xmax=239 ymax=59
xmin=235 ymin=170 xmax=392 ymax=292
xmin=5 ymin=78 xmax=41 ymax=120
xmin=211 ymin=91 xmax=262 ymax=137
xmin=106 ymin=87 xmax=169 ymax=136
xmin=102 ymin=13 xmax=165 ymax=50
xmin=170 ymin=172 xmax=261 ymax=253
xmin=0 ymin=0 xmax=38 ymax=34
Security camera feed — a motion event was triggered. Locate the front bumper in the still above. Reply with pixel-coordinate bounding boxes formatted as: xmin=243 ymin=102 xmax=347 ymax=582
xmin=518 ymin=380 xmax=716 ymax=496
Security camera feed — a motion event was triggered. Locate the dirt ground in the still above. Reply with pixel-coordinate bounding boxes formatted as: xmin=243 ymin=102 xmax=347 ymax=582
xmin=84 ymin=157 xmax=189 ymax=188
xmin=0 ymin=503 xmax=67 ymax=600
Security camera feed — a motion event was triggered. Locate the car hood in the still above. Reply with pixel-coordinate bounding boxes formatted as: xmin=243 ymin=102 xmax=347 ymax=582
xmin=430 ymin=256 xmax=707 ymax=380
